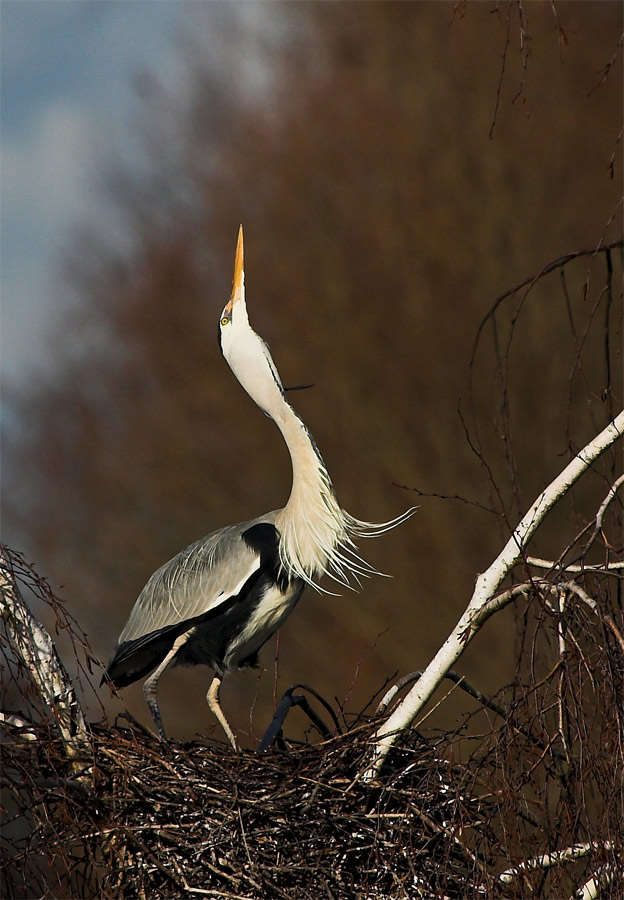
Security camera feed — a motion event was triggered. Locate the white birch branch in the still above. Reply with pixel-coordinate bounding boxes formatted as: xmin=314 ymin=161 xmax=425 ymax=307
xmin=527 ymin=557 xmax=624 ymax=573
xmin=0 ymin=711 xmax=37 ymax=740
xmin=365 ymin=411 xmax=624 ymax=780
xmin=584 ymin=472 xmax=624 ymax=551
xmin=577 ymin=864 xmax=617 ymax=900
xmin=498 ymin=841 xmax=612 ymax=884
xmin=0 ymin=552 xmax=89 ymax=762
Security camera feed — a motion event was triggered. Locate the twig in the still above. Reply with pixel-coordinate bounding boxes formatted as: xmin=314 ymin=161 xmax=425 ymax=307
xmin=587 ymin=31 xmax=624 ymax=95
xmin=392 ymin=481 xmax=494 ymax=514
xmin=471 ymin=239 xmax=624 ymax=363
xmin=489 ymin=1 xmax=512 ymax=139
xmin=605 ymin=616 xmax=624 ymax=654
xmin=377 ymin=664 xmax=567 ymax=761
xmin=582 ymin=473 xmax=624 ymax=555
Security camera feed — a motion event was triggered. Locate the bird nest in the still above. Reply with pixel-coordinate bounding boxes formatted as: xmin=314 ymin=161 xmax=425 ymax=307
xmin=3 ymin=714 xmax=505 ymax=900
xmin=2 ymin=545 xmax=623 ymax=899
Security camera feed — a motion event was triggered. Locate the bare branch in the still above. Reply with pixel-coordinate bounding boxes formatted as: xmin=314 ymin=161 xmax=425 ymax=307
xmin=587 ymin=31 xmax=624 ymax=95
xmin=0 ymin=711 xmax=37 ymax=741
xmin=0 ymin=551 xmax=89 ymax=763
xmin=604 ymin=616 xmax=624 ymax=654
xmin=498 ymin=841 xmax=613 ymax=884
xmin=471 ymin=239 xmax=624 ymax=363
xmin=365 ymin=411 xmax=624 ymax=779
xmin=583 ymin=472 xmax=624 ymax=555
xmin=578 ymin=864 xmax=618 ymax=900
xmin=527 ymin=557 xmax=624 ymax=573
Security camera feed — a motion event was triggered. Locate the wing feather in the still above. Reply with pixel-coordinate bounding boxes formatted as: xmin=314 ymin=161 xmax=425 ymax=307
xmin=117 ymin=513 xmax=278 ymax=645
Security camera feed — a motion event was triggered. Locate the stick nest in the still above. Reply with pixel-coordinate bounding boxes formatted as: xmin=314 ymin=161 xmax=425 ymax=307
xmin=3 ymin=716 xmax=506 ymax=899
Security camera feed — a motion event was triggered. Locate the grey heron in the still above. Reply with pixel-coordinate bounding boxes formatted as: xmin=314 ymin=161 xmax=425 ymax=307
xmin=103 ymin=227 xmax=413 ymax=749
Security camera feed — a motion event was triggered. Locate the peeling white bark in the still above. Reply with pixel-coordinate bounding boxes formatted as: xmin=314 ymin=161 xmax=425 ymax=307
xmin=497 ymin=842 xmax=616 ymax=899
xmin=498 ymin=841 xmax=612 ymax=883
xmin=0 ymin=552 xmax=89 ymax=762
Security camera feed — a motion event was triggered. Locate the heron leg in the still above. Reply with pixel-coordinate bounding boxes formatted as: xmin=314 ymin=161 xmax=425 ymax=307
xmin=143 ymin=631 xmax=193 ymax=741
xmin=207 ymin=674 xmax=238 ymax=751
xmin=143 ymin=673 xmax=167 ymax=741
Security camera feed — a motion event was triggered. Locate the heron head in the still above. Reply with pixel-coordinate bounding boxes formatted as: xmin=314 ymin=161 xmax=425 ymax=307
xmin=219 ymin=224 xmax=248 ymax=329
xmin=219 ymin=226 xmax=284 ymax=416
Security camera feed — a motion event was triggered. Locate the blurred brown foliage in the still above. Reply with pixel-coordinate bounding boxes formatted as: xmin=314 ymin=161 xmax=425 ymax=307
xmin=3 ymin=1 xmax=622 ymax=742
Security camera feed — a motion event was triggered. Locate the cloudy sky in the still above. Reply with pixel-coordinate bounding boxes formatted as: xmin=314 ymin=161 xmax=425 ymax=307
xmin=1 ymin=2 xmax=188 ymax=384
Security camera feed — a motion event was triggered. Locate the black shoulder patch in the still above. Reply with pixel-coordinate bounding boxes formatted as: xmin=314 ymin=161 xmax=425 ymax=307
xmin=242 ymin=522 xmax=279 ymax=559
xmin=242 ymin=522 xmax=291 ymax=589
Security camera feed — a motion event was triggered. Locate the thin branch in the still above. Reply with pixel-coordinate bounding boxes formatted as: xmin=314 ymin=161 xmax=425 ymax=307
xmin=549 ymin=0 xmax=569 ymax=54
xmin=470 ymin=239 xmax=624 ymax=365
xmin=605 ymin=616 xmax=624 ymax=654
xmin=498 ymin=841 xmax=613 ymax=884
xmin=489 ymin=1 xmax=512 ymax=139
xmin=364 ymin=411 xmax=624 ymax=779
xmin=578 ymin=864 xmax=618 ymax=900
xmin=559 ymin=581 xmax=598 ymax=614
xmin=392 ymin=481 xmax=495 ymax=515
xmin=511 ymin=0 xmax=530 ymax=108
xmin=587 ymin=31 xmax=624 ymax=95
xmin=526 ymin=557 xmax=624 ymax=573
xmin=582 ymin=473 xmax=624 ymax=555
xmin=0 ymin=711 xmax=37 ymax=740
xmin=376 ymin=666 xmax=567 ymax=760
xmin=608 ymin=128 xmax=622 ymax=181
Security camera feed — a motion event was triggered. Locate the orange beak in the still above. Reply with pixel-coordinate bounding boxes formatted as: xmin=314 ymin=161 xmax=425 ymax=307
xmin=224 ymin=225 xmax=244 ymax=315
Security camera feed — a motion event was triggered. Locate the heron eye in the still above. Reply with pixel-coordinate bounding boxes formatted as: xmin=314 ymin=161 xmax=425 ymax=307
xmin=221 ymin=317 xmax=229 ymax=326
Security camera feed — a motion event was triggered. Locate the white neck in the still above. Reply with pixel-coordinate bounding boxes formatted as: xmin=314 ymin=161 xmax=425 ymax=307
xmin=272 ymin=401 xmax=346 ymax=585
xmin=221 ymin=306 xmax=414 ymax=589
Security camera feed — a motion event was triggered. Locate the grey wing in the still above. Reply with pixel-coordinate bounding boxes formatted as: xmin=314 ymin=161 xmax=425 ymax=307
xmin=117 ymin=513 xmax=277 ymax=645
